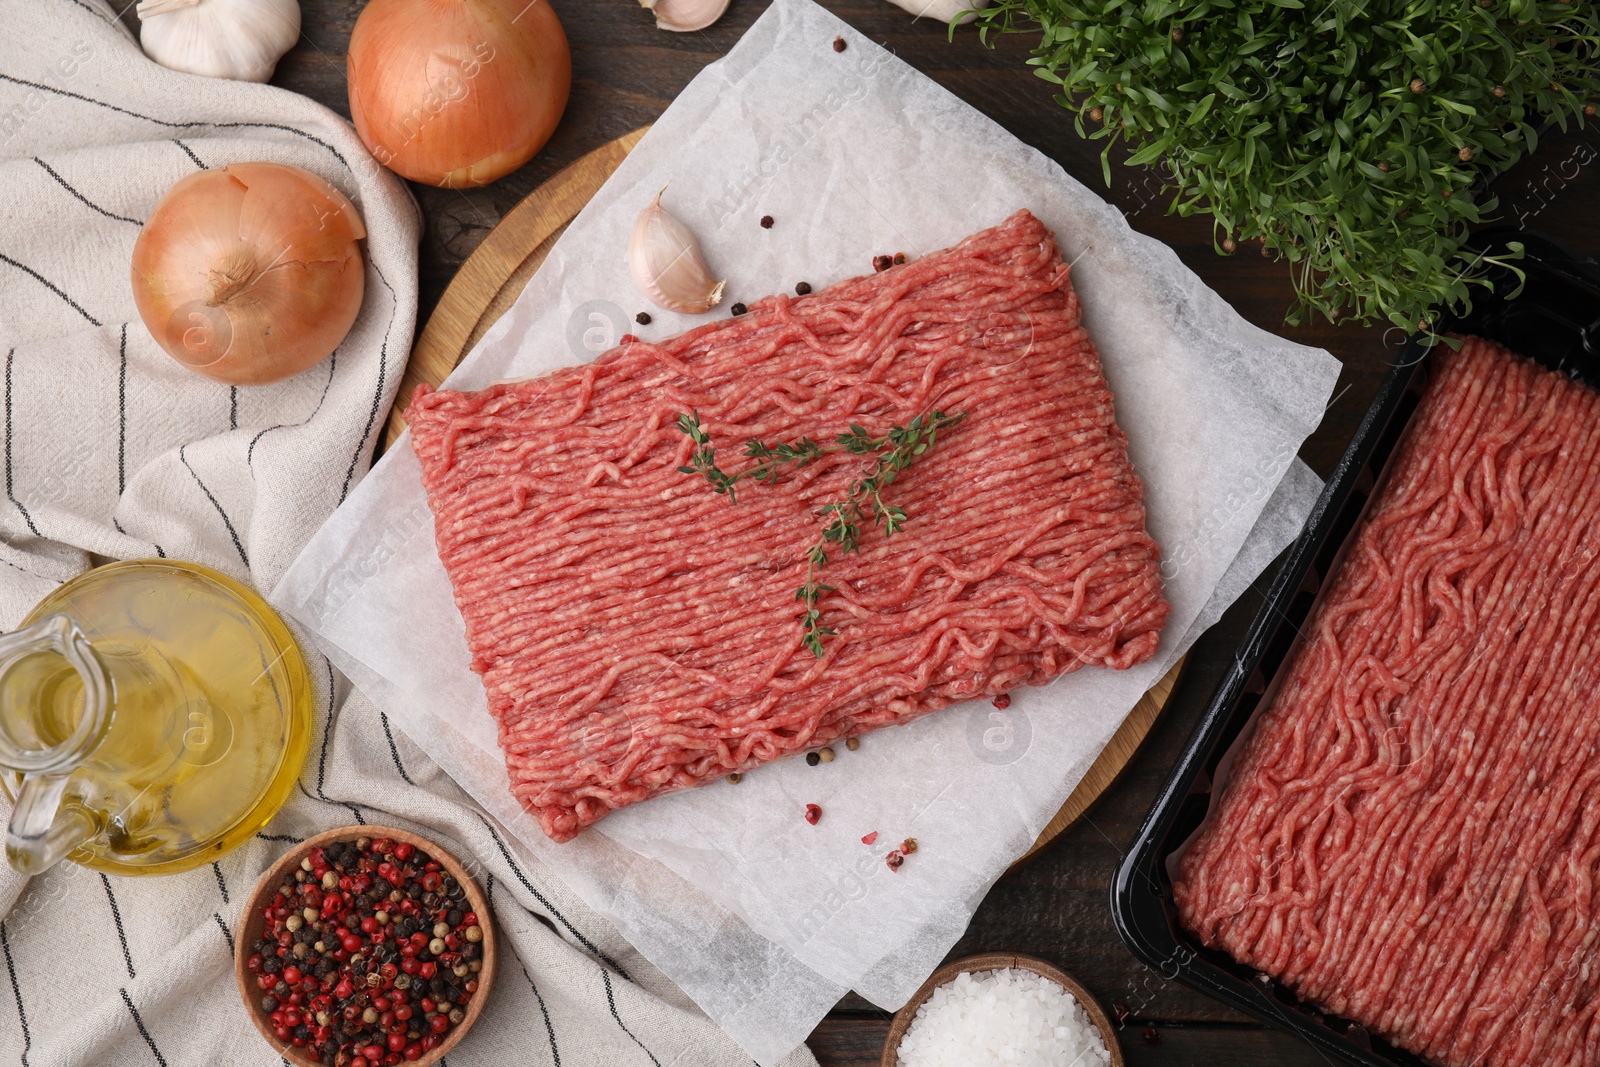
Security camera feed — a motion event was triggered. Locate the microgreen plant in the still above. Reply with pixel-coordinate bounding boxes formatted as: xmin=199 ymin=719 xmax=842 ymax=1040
xmin=975 ymin=0 xmax=1600 ymax=330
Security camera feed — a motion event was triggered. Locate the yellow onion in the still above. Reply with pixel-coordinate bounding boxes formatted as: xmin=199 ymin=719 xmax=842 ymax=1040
xmin=130 ymin=162 xmax=366 ymax=386
xmin=347 ymin=0 xmax=572 ymax=188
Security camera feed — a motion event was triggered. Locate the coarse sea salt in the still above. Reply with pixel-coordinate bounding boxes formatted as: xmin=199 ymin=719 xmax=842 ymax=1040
xmin=896 ymin=967 xmax=1112 ymax=1067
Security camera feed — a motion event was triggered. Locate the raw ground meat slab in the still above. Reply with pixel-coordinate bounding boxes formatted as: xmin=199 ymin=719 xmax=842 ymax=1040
xmin=408 ymin=210 xmax=1169 ymax=842
xmin=1174 ymin=337 xmax=1600 ymax=1067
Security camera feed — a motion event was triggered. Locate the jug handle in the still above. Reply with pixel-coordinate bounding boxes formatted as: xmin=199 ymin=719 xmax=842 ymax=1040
xmin=7 ymin=772 xmax=96 ymax=876
xmin=0 ymin=614 xmax=111 ymax=875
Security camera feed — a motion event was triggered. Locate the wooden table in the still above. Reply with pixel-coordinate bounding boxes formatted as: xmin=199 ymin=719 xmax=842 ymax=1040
xmin=124 ymin=1 xmax=1600 ymax=1062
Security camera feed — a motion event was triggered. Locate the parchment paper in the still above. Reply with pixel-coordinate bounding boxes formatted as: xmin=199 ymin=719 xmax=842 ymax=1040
xmin=272 ymin=2 xmax=1343 ymax=1061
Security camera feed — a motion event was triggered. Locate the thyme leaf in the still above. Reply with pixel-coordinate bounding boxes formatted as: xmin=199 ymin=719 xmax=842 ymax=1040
xmin=676 ymin=408 xmax=967 ymax=655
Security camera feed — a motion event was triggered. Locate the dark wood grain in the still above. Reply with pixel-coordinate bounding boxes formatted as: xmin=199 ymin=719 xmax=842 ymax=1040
xmin=135 ymin=1 xmax=1600 ymax=1062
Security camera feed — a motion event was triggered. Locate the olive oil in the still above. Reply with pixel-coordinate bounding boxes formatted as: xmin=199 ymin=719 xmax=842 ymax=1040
xmin=0 ymin=561 xmax=311 ymax=876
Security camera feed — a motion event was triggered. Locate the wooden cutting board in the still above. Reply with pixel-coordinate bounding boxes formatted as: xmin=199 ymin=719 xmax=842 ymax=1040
xmin=385 ymin=127 xmax=1185 ymax=863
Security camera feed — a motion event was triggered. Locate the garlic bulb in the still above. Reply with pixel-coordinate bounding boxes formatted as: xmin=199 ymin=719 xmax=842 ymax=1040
xmin=630 ymin=189 xmax=725 ymax=315
xmin=639 ymin=0 xmax=729 ymax=33
xmin=885 ymin=0 xmax=991 ymax=25
xmin=137 ymin=0 xmax=301 ymax=84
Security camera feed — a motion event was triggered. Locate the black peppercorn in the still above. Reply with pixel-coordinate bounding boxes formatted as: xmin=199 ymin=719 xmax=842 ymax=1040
xmin=832 ymin=35 xmax=846 ymax=52
xmin=760 ymin=215 xmax=774 ymax=228
xmin=795 ymin=282 xmax=811 ymax=295
xmin=806 ymin=751 xmax=821 ymax=766
xmin=261 ymin=995 xmax=279 ymax=1012
xmin=731 ymin=303 xmax=748 ymax=316
xmin=873 ymin=255 xmax=892 ymax=272
xmin=635 ymin=312 xmax=651 ymax=325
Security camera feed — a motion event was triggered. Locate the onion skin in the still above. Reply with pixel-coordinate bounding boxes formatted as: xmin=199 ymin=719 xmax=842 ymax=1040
xmin=347 ymin=0 xmax=572 ymax=189
xmin=130 ymin=162 xmax=366 ymax=386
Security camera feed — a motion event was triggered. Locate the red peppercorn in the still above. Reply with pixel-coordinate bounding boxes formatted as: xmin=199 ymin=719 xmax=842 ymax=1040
xmin=364 ymin=1044 xmax=384 ymax=1061
xmin=805 ymin=803 xmax=822 ymax=825
xmin=430 ymin=1014 xmax=450 ymax=1034
xmin=418 ymin=962 xmax=437 ymax=980
xmin=886 ymin=850 xmax=905 ymax=871
xmin=387 ymin=1032 xmax=407 ymax=1052
xmin=862 ymin=831 xmax=878 ymax=845
xmin=283 ymin=966 xmax=302 ymax=985
xmin=392 ymin=843 xmax=414 ymax=861
xmin=992 ymin=693 xmax=1011 ymax=709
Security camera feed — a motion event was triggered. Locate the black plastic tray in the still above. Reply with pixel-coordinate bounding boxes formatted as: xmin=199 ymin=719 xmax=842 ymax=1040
xmin=1110 ymin=229 xmax=1600 ymax=1066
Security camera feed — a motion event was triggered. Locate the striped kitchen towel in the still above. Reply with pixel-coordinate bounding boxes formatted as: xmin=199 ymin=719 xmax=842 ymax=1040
xmin=0 ymin=3 xmax=816 ymax=1066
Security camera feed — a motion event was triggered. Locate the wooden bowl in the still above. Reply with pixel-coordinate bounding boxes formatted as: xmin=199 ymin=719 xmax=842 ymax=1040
xmin=881 ymin=952 xmax=1124 ymax=1067
xmin=234 ymin=826 xmax=497 ymax=1067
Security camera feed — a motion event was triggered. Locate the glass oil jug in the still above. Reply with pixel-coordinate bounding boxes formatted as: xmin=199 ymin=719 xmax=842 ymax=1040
xmin=0 ymin=560 xmax=312 ymax=876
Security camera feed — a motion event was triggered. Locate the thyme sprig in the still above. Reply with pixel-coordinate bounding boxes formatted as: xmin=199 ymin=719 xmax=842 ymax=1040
xmin=974 ymin=0 xmax=1600 ymax=331
xmin=676 ymin=409 xmax=967 ymax=655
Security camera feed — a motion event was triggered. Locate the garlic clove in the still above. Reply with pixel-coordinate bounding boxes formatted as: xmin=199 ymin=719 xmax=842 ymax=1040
xmin=638 ymin=0 xmax=730 ymax=33
xmin=884 ymin=0 xmax=992 ymax=26
xmin=629 ymin=188 xmax=726 ymax=315
xmin=137 ymin=0 xmax=302 ymax=84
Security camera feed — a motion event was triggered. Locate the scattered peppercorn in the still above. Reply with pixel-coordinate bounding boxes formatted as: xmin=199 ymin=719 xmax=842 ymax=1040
xmin=872 ymin=254 xmax=893 ymax=272
xmin=886 ymin=849 xmax=905 ymax=871
xmin=1089 ymin=106 xmax=1104 ymax=123
xmin=1112 ymin=1001 xmax=1131 ymax=1024
xmin=1458 ymin=146 xmax=1474 ymax=162
xmin=731 ymin=303 xmax=748 ymax=316
xmin=845 ymin=736 xmax=859 ymax=751
xmin=892 ymin=252 xmax=907 ymax=265
xmin=806 ymin=751 xmax=821 ymax=766
xmin=817 ymin=747 xmax=835 ymax=763
xmin=862 ymin=831 xmax=879 ymax=845
xmin=1170 ymin=28 xmax=1182 ymax=41
xmin=635 ymin=311 xmax=651 ymax=326
xmin=1221 ymin=237 xmax=1237 ymax=253
xmin=1142 ymin=1025 xmax=1162 ymax=1045
xmin=992 ymin=694 xmax=1011 ymax=710
xmin=901 ymin=838 xmax=918 ymax=855
xmin=832 ymin=35 xmax=846 ymax=52
xmin=760 ymin=215 xmax=774 ymax=228
xmin=251 ymin=836 xmax=482 ymax=1063
xmin=1493 ymin=85 xmax=1507 ymax=97
xmin=795 ymin=281 xmax=812 ymax=295
xmin=726 ymin=772 xmax=743 ymax=784
xmin=1377 ymin=161 xmax=1390 ymax=172
xmin=1588 ymin=104 xmax=1597 ymax=117
xmin=1410 ymin=78 xmax=1426 ymax=94
xmin=805 ymin=803 xmax=822 ymax=825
